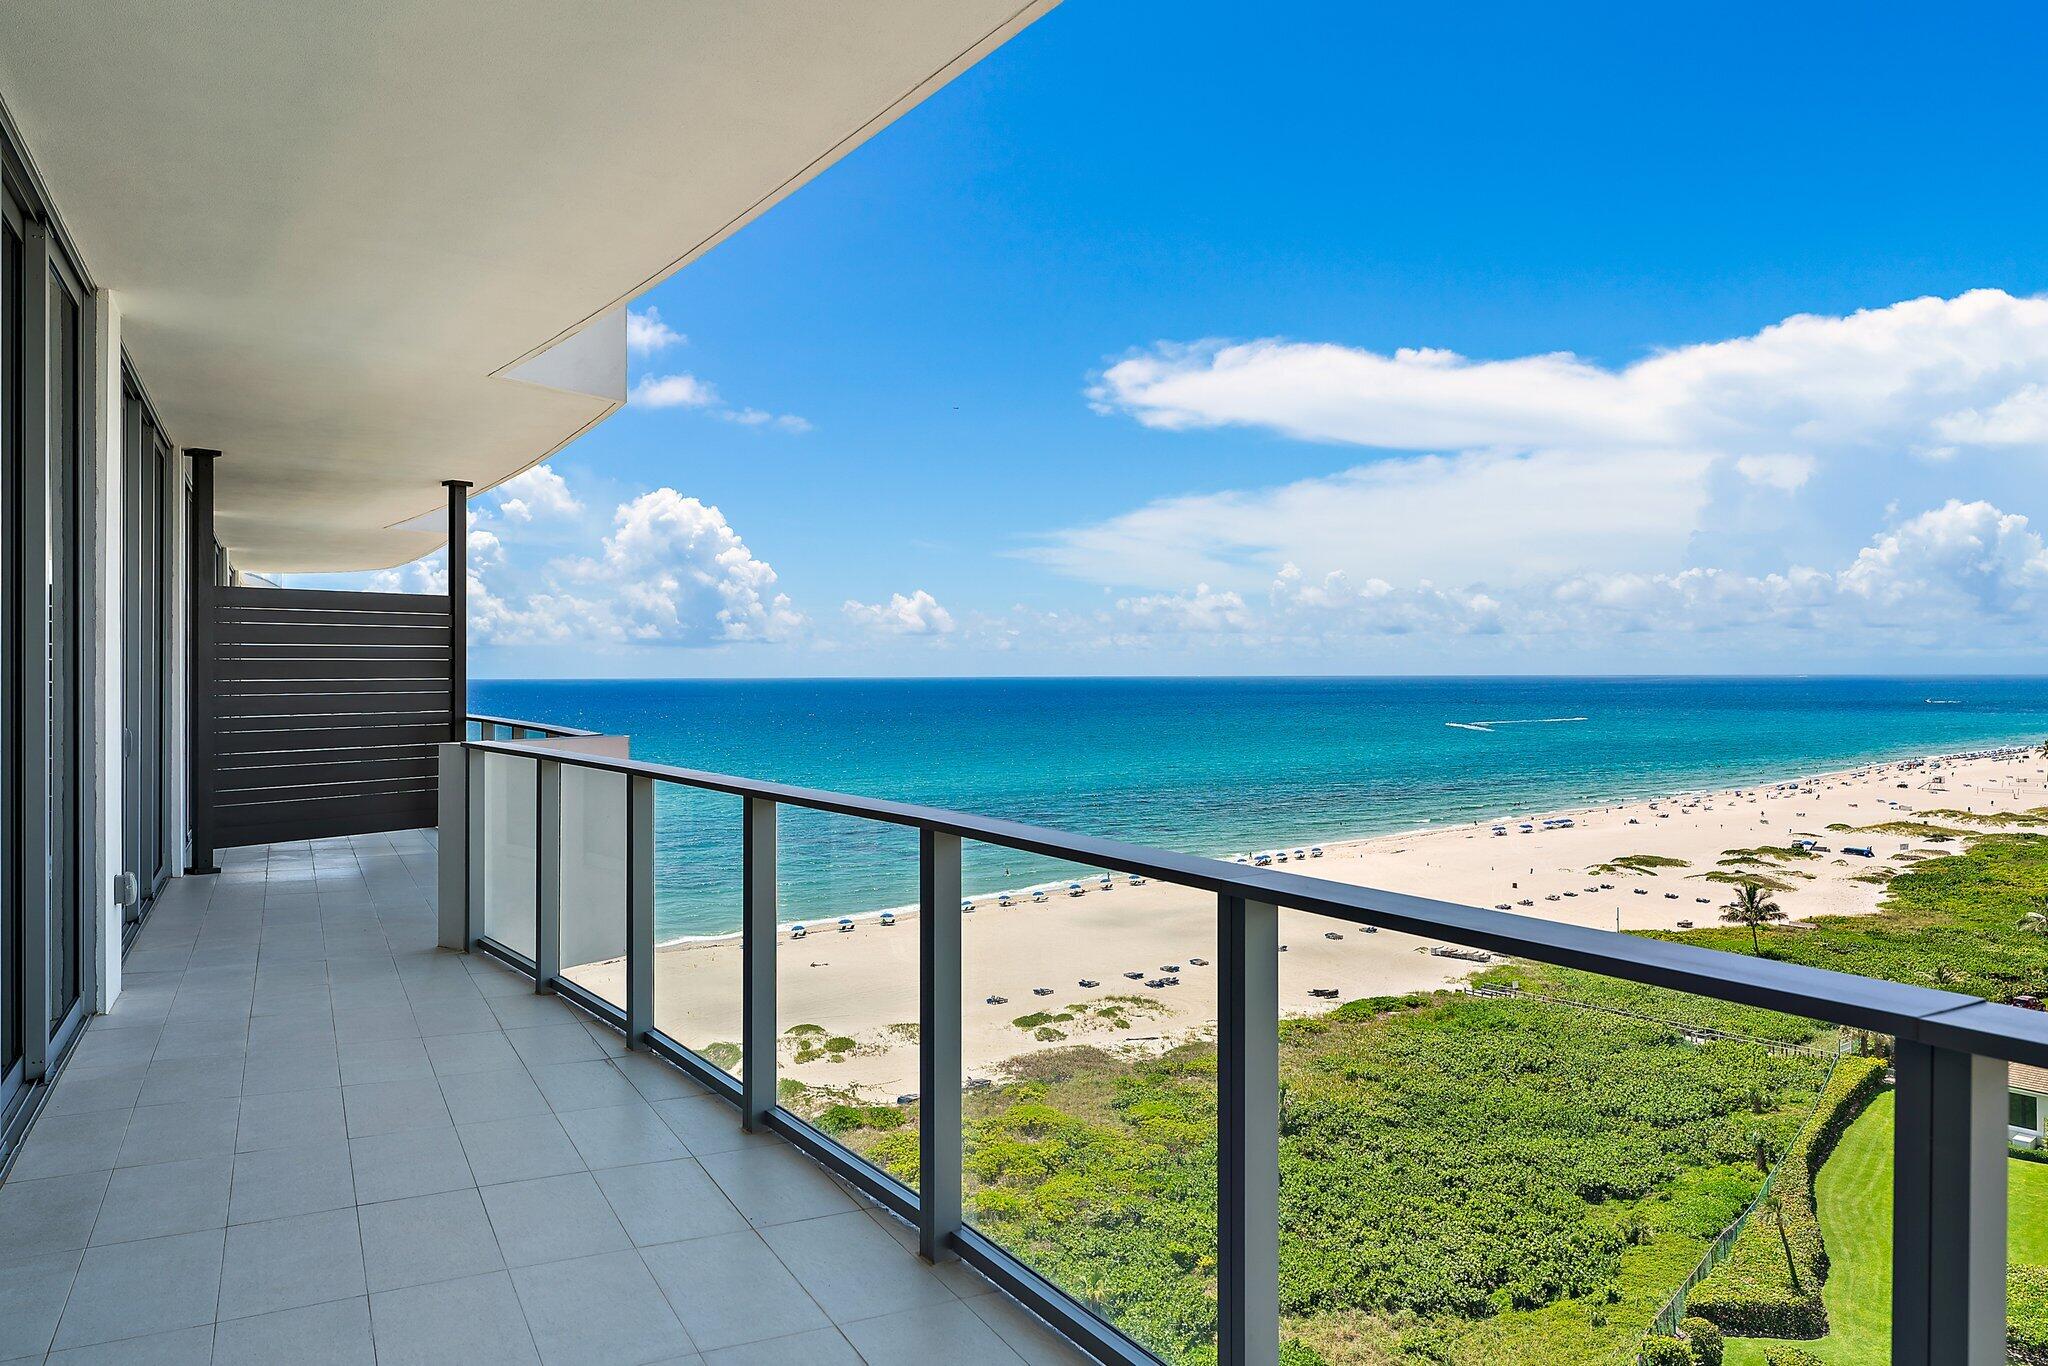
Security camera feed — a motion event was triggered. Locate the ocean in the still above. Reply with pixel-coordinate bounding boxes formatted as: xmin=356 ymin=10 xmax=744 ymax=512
xmin=469 ymin=676 xmax=2048 ymax=941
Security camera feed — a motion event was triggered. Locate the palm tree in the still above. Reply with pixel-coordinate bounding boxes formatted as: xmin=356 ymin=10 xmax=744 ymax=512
xmin=1721 ymin=881 xmax=1787 ymax=954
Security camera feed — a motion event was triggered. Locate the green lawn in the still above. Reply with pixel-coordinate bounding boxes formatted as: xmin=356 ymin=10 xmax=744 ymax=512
xmin=1726 ymin=1091 xmax=2048 ymax=1364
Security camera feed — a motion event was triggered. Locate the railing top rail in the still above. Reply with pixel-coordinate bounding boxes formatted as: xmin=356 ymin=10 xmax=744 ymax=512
xmin=464 ymin=713 xmax=601 ymax=738
xmin=461 ymin=736 xmax=2048 ymax=1066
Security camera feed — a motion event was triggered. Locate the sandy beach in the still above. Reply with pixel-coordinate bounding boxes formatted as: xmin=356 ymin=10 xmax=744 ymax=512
xmin=568 ymin=745 xmax=2047 ymax=1101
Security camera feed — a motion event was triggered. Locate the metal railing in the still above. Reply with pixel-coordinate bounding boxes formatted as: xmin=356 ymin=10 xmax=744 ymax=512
xmin=437 ymin=730 xmax=2040 ymax=1366
xmin=464 ymin=712 xmax=600 ymax=740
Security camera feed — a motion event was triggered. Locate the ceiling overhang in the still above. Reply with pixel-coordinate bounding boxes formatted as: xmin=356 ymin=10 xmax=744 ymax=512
xmin=0 ymin=0 xmax=1057 ymax=571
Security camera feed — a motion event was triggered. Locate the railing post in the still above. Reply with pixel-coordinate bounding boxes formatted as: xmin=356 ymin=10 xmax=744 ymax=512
xmin=1893 ymin=1040 xmax=2006 ymax=1365
xmin=184 ymin=448 xmax=221 ymax=875
xmin=918 ymin=829 xmax=963 ymax=1263
xmin=464 ymin=749 xmax=487 ymax=949
xmin=534 ymin=759 xmax=561 ymax=992
xmin=742 ymin=797 xmax=778 ymax=1130
xmin=436 ymin=742 xmax=469 ymax=950
xmin=626 ymin=775 xmax=656 ymax=1049
xmin=1218 ymin=894 xmax=1280 ymax=1366
xmin=443 ymin=478 xmax=470 ymax=742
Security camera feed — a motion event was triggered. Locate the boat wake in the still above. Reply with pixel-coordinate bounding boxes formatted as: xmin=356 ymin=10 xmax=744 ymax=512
xmin=1446 ymin=716 xmax=1589 ymax=734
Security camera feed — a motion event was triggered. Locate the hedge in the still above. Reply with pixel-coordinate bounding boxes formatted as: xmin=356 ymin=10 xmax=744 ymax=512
xmin=1639 ymin=1337 xmax=1692 ymax=1366
xmin=1684 ymin=1055 xmax=1886 ymax=1338
xmin=1760 ymin=1351 xmax=1823 ymax=1366
xmin=1679 ymin=1315 xmax=1723 ymax=1366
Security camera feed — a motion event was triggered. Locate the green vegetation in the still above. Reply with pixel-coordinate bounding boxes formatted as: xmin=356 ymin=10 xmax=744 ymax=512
xmin=1854 ymin=819 xmax=1972 ymax=840
xmin=1593 ymin=854 xmax=1694 ymax=875
xmin=1718 ymin=883 xmax=1790 ymax=956
xmin=799 ymin=833 xmax=2048 ymax=1363
xmin=1695 ymin=870 xmax=1799 ymax=893
xmin=1654 ymin=833 xmax=2048 ymax=1001
xmin=1719 ymin=846 xmax=1820 ymax=864
xmin=1918 ymin=806 xmax=2048 ymax=828
xmin=697 ymin=1040 xmax=741 ymax=1072
xmin=828 ymin=986 xmax=1830 ymax=1364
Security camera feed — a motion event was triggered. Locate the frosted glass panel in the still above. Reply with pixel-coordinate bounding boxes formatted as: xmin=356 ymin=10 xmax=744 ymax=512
xmin=560 ymin=767 xmax=629 ymax=1011
xmin=481 ymin=753 xmax=536 ymax=958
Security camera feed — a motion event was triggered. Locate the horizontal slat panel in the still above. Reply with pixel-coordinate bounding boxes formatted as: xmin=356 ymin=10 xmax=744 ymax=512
xmin=205 ymin=585 xmax=449 ymax=844
xmin=217 ymin=586 xmax=450 ymax=614
xmin=217 ymin=623 xmax=451 ymax=647
xmin=217 ymin=721 xmax=454 ymax=755
xmin=215 ymin=755 xmax=439 ymax=790
xmin=217 ymin=656 xmax=450 ymax=682
xmin=214 ymin=704 xmax=450 ymax=724
xmin=218 ymin=778 xmax=438 ymax=823
xmin=220 ymin=607 xmax=450 ymax=630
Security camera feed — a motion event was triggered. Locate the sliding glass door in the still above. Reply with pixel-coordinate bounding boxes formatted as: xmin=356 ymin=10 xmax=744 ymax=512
xmin=122 ymin=380 xmax=172 ymax=925
xmin=0 ymin=169 xmax=90 ymax=1124
xmin=2 ymin=171 xmax=22 ymax=1115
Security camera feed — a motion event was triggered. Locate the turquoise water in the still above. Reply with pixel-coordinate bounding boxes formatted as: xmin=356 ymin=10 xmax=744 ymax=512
xmin=469 ymin=676 xmax=2048 ymax=940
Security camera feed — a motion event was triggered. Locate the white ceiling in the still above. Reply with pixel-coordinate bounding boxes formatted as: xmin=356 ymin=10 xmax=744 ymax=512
xmin=0 ymin=0 xmax=1055 ymax=571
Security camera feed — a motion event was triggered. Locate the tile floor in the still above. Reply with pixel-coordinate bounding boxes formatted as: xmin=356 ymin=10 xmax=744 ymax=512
xmin=0 ymin=832 xmax=1087 ymax=1365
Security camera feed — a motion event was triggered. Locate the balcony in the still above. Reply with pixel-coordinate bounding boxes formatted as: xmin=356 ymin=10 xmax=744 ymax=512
xmin=0 ymin=829 xmax=1082 ymax=1364
xmin=9 ymin=718 xmax=2048 ymax=1366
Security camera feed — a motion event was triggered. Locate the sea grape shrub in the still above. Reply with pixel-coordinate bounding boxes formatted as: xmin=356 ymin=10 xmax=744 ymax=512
xmin=829 ymin=980 xmax=1828 ymax=1363
xmin=1273 ymin=994 xmax=1825 ymax=1322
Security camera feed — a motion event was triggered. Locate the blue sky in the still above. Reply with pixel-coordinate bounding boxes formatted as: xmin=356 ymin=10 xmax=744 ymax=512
xmin=329 ymin=2 xmax=2048 ymax=676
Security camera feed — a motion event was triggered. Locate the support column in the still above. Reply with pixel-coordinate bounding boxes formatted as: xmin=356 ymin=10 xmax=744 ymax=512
xmin=741 ymin=797 xmax=778 ymax=1130
xmin=1218 ymin=894 xmax=1280 ymax=1366
xmin=435 ymin=742 xmax=470 ymax=950
xmin=918 ymin=830 xmax=962 ymax=1262
xmin=184 ymin=449 xmax=221 ymax=874
xmin=464 ymin=749 xmax=487 ymax=949
xmin=625 ymin=776 xmax=655 ymax=1048
xmin=1893 ymin=1040 xmax=2006 ymax=1366
xmin=444 ymin=480 xmax=471 ymax=740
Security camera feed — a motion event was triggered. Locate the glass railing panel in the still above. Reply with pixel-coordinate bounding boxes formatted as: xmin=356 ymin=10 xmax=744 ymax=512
xmin=557 ymin=765 xmax=629 ymax=1013
xmin=480 ymin=751 xmax=537 ymax=959
xmin=772 ymin=807 xmax=921 ymax=1189
xmin=1270 ymin=903 xmax=1881 ymax=1366
xmin=954 ymin=843 xmax=1218 ymax=1363
xmin=648 ymin=786 xmax=746 ymax=1078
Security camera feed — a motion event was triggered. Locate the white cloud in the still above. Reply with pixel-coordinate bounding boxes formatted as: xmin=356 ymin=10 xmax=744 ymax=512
xmin=1094 ymin=290 xmax=2048 ymax=460
xmin=1114 ymin=584 xmax=1253 ymax=634
xmin=1054 ymin=291 xmax=2048 ymax=602
xmin=1932 ymin=384 xmax=2048 ymax=448
xmin=627 ymin=306 xmax=684 ymax=353
xmin=630 ymin=373 xmax=719 ymax=409
xmin=1060 ymin=499 xmax=2048 ymax=652
xmin=492 ymin=464 xmax=582 ymax=522
xmin=1033 ymin=447 xmax=1714 ymax=590
xmin=1734 ymin=454 xmax=1816 ymax=491
xmin=1838 ymin=499 xmax=2048 ymax=617
xmin=629 ymin=372 xmax=810 ymax=432
xmin=843 ymin=590 xmax=956 ymax=636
